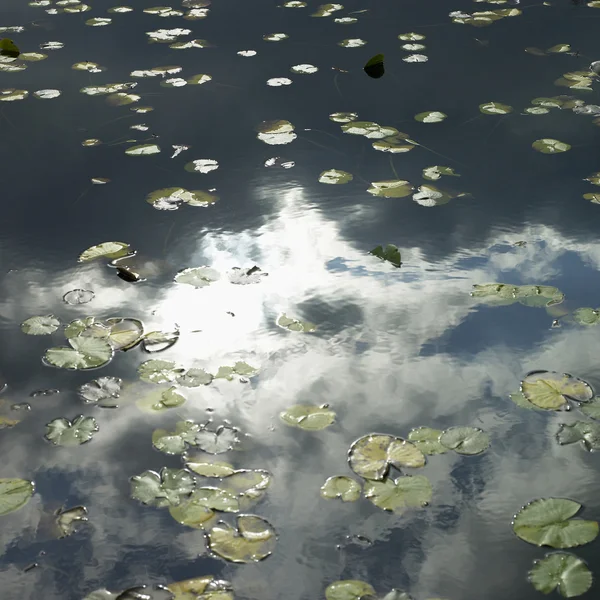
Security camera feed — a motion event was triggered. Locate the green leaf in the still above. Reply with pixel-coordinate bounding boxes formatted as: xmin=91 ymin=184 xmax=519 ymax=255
xmin=105 ymin=317 xmax=144 ymax=350
xmin=367 ymin=180 xmax=413 ymax=198
xmin=408 ymin=427 xmax=448 ymax=455
xmin=189 ymin=487 xmax=240 ymax=512
xmin=174 ymin=266 xmax=220 ymax=288
xmin=177 ymin=367 xmax=214 ymax=387
xmin=45 ymin=415 xmax=98 ymax=446
xmin=521 ymin=371 xmax=593 ymax=410
xmin=44 ymin=337 xmax=114 ymax=370
xmin=532 ymin=138 xmax=571 ymax=154
xmin=529 ymin=553 xmax=592 ymax=598
xmin=207 ymin=515 xmax=276 ymax=563
xmin=0 ymin=38 xmax=20 ymax=58
xmin=0 ymin=478 xmax=34 ymax=516
xmin=125 ymin=143 xmax=161 ymax=156
xmin=556 ymin=421 xmax=600 ymax=451
xmin=185 ymin=459 xmax=235 ymax=478
xmin=130 ymin=468 xmax=195 ymax=508
xmin=370 ymin=244 xmax=401 ymax=267
xmin=509 ymin=391 xmax=544 ymax=411
xmin=194 ymin=425 xmax=239 ymax=454
xmin=572 ymin=307 xmax=600 ymax=325
xmin=325 ymin=580 xmax=376 ymax=600
xmin=318 ymin=169 xmax=353 ymax=184
xmin=56 ymin=505 xmax=88 ymax=538
xmin=414 ymin=111 xmax=447 ymax=123
xmin=219 ymin=469 xmax=271 ymax=499
xmin=152 ymin=420 xmax=203 ymax=454
xmin=167 ymin=576 xmax=233 ymax=600
xmin=364 ymin=54 xmax=384 ymax=78
xmin=78 ymin=376 xmax=122 ymax=408
xmin=364 ymin=475 xmax=432 ymax=513
xmin=513 ymin=498 xmax=599 ymax=548
xmin=168 ymin=495 xmax=215 ymax=529
xmin=479 ymin=102 xmax=512 ymax=114
xmin=276 ymin=314 xmax=316 ymax=332
xmin=579 ymin=397 xmax=600 ymax=420
xmin=320 ymin=476 xmax=361 ymax=502
xmin=422 ymin=166 xmax=459 ymax=181
xmin=439 ymin=426 xmax=490 ymax=455
xmin=280 ymin=404 xmax=335 ymax=430
xmin=348 ymin=434 xmax=425 ymax=480
xmin=141 ymin=330 xmax=180 ymax=353
xmin=78 ymin=241 xmax=131 ymax=262
xmin=138 ymin=359 xmax=185 ymax=383
xmin=21 ymin=315 xmax=60 ymax=335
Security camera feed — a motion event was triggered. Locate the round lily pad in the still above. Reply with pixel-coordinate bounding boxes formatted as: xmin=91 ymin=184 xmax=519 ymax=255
xmin=138 ymin=359 xmax=185 ymax=383
xmin=63 ymin=289 xmax=95 ymax=305
xmin=105 ymin=317 xmax=144 ymax=350
xmin=177 ymin=368 xmax=214 ymax=387
xmin=152 ymin=421 xmax=203 ymax=454
xmin=44 ymin=337 xmax=114 ymax=370
xmin=174 ymin=266 xmax=220 ymax=288
xmin=556 ymin=421 xmax=600 ymax=451
xmin=280 ymin=405 xmax=335 ymax=430
xmin=21 ymin=315 xmax=60 ymax=335
xmin=521 ymin=371 xmax=593 ymax=410
xmin=579 ymin=398 xmax=600 ymax=420
xmin=529 ymin=553 xmax=592 ymax=598
xmin=45 ymin=415 xmax=98 ymax=446
xmin=325 ymin=580 xmax=376 ymax=600
xmin=320 ymin=476 xmax=361 ymax=502
xmin=439 ymin=427 xmax=490 ymax=455
xmin=318 ymin=169 xmax=353 ymax=184
xmin=219 ymin=469 xmax=271 ymax=500
xmin=142 ymin=330 xmax=180 ymax=353
xmin=169 ymin=495 xmax=215 ymax=529
xmin=513 ymin=498 xmax=599 ymax=548
xmin=78 ymin=241 xmax=131 ymax=262
xmin=367 ymin=180 xmax=413 ymax=198
xmin=78 ymin=376 xmax=122 ymax=407
xmin=167 ymin=577 xmax=233 ymax=600
xmin=532 ymin=138 xmax=571 ymax=154
xmin=363 ymin=475 xmax=432 ymax=513
xmin=138 ymin=387 xmax=187 ymax=413
xmin=479 ymin=102 xmax=512 ymax=114
xmin=130 ymin=468 xmax=196 ymax=508
xmin=573 ymin=308 xmax=600 ymax=326
xmin=208 ymin=514 xmax=276 ymax=563
xmin=414 ymin=111 xmax=447 ymax=123
xmin=276 ymin=314 xmax=316 ymax=332
xmin=0 ymin=478 xmax=34 ymax=516
xmin=407 ymin=427 xmax=448 ymax=455
xmin=185 ymin=459 xmax=235 ymax=478
xmin=195 ymin=425 xmax=239 ymax=454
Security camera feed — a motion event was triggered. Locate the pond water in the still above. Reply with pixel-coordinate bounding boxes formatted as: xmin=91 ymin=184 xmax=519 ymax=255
xmin=2 ymin=0 xmax=600 ymax=599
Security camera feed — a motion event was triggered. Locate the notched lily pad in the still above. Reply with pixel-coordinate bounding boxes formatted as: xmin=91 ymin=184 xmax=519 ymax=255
xmin=318 ymin=169 xmax=353 ymax=184
xmin=78 ymin=376 xmax=122 ymax=408
xmin=138 ymin=359 xmax=185 ymax=383
xmin=175 ymin=266 xmax=220 ymax=288
xmin=167 ymin=577 xmax=233 ymax=600
xmin=556 ymin=421 xmax=600 ymax=451
xmin=152 ymin=420 xmax=202 ymax=454
xmin=364 ymin=475 xmax=432 ymax=513
xmin=139 ymin=386 xmax=187 ymax=413
xmin=21 ymin=315 xmax=60 ymax=335
xmin=142 ymin=330 xmax=180 ymax=353
xmin=407 ymin=427 xmax=448 ymax=455
xmin=56 ymin=505 xmax=88 ymax=538
xmin=177 ymin=367 xmax=214 ymax=387
xmin=529 ymin=552 xmax=592 ymax=598
xmin=521 ymin=371 xmax=593 ymax=410
xmin=276 ymin=313 xmax=316 ymax=332
xmin=280 ymin=404 xmax=335 ymax=430
xmin=364 ymin=54 xmax=384 ymax=78
xmin=439 ymin=426 xmax=490 ymax=455
xmin=370 ymin=244 xmax=401 ymax=267
xmin=195 ymin=425 xmax=239 ymax=454
xmin=367 ymin=180 xmax=413 ymax=198
xmin=321 ymin=476 xmax=361 ymax=502
xmin=43 ymin=338 xmax=114 ymax=370
xmin=532 ymin=138 xmax=571 ymax=154
xmin=45 ymin=415 xmax=98 ymax=446
xmin=325 ymin=580 xmax=376 ymax=600
xmin=79 ymin=241 xmax=131 ymax=262
xmin=130 ymin=468 xmax=195 ymax=508
xmin=0 ymin=478 xmax=34 ymax=516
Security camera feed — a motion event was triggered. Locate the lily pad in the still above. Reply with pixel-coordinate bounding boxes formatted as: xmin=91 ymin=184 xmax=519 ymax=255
xmin=208 ymin=514 xmax=276 ymax=563
xmin=0 ymin=478 xmax=34 ymax=516
xmin=56 ymin=505 xmax=88 ymax=538
xmin=370 ymin=244 xmax=401 ymax=267
xmin=177 ymin=368 xmax=214 ymax=387
xmin=348 ymin=434 xmax=425 ymax=480
xmin=78 ymin=376 xmax=122 ymax=408
xmin=142 ymin=330 xmax=180 ymax=353
xmin=219 ymin=469 xmax=271 ymax=503
xmin=579 ymin=398 xmax=600 ymax=420
xmin=414 ymin=111 xmax=447 ymax=123
xmin=320 ymin=476 xmax=361 ymax=502
xmin=139 ymin=386 xmax=187 ymax=413
xmin=532 ymin=139 xmax=571 ymax=154
xmin=78 ymin=241 xmax=131 ymax=262
xmin=521 ymin=371 xmax=593 ymax=410
xmin=168 ymin=494 xmax=215 ymax=529
xmin=167 ymin=577 xmax=233 ymax=600
xmin=105 ymin=317 xmax=144 ymax=350
xmin=63 ymin=289 xmax=95 ymax=305
xmin=175 ymin=266 xmax=220 ymax=288
xmin=280 ymin=404 xmax=335 ymax=430
xmin=364 ymin=54 xmax=384 ymax=78
xmin=44 ymin=338 xmax=114 ymax=370
xmin=195 ymin=425 xmax=239 ymax=454
xmin=510 ymin=391 xmax=544 ymax=411
xmin=214 ymin=362 xmax=258 ymax=380
xmin=152 ymin=421 xmax=203 ymax=454
xmin=138 ymin=359 xmax=185 ymax=383
xmin=479 ymin=102 xmax=513 ymax=114
xmin=364 ymin=475 xmax=432 ymax=513
xmin=276 ymin=314 xmax=316 ymax=332
xmin=185 ymin=459 xmax=236 ymax=478
xmin=573 ymin=308 xmax=600 ymax=326
xmin=439 ymin=427 xmax=490 ymax=455
xmin=423 ymin=166 xmax=459 ymax=181
xmin=325 ymin=580 xmax=376 ymax=600
xmin=21 ymin=315 xmax=60 ymax=335
xmin=556 ymin=421 xmax=600 ymax=451
xmin=367 ymin=180 xmax=413 ymax=198
xmin=407 ymin=427 xmax=448 ymax=455
xmin=471 ymin=283 xmax=564 ymax=308
xmin=529 ymin=553 xmax=592 ymax=598
xmin=0 ymin=38 xmax=20 ymax=58
xmin=130 ymin=468 xmax=195 ymax=508
xmin=228 ymin=265 xmax=268 ymax=284
xmin=125 ymin=143 xmax=161 ymax=156
xmin=513 ymin=498 xmax=599 ymax=548
xmin=45 ymin=415 xmax=98 ymax=446
xmin=318 ymin=169 xmax=353 ymax=184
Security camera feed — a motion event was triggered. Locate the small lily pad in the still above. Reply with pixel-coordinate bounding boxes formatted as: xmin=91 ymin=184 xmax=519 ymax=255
xmin=348 ymin=434 xmax=425 ymax=480
xmin=556 ymin=421 xmax=600 ymax=451
xmin=407 ymin=427 xmax=448 ymax=455
xmin=78 ymin=241 xmax=131 ymax=262
xmin=195 ymin=425 xmax=239 ymax=454
xmin=214 ymin=362 xmax=258 ymax=380
xmin=423 ymin=166 xmax=459 ymax=181
xmin=439 ymin=427 xmax=490 ymax=455
xmin=0 ymin=478 xmax=34 ymax=516
xmin=21 ymin=315 xmax=60 ymax=335
xmin=572 ymin=308 xmax=600 ymax=326
xmin=364 ymin=475 xmax=432 ymax=513
xmin=219 ymin=469 xmax=271 ymax=502
xmin=513 ymin=498 xmax=599 ymax=548
xmin=510 ymin=391 xmax=544 ymax=411
xmin=228 ymin=265 xmax=268 ymax=285
xmin=532 ymin=138 xmax=571 ymax=154
xmin=138 ymin=359 xmax=185 ymax=383
xmin=318 ymin=169 xmax=353 ymax=184
xmin=56 ymin=505 xmax=88 ymax=538
xmin=139 ymin=386 xmax=187 ymax=413
xmin=44 ymin=338 xmax=114 ymax=370
xmin=367 ymin=180 xmax=413 ymax=198
xmin=521 ymin=371 xmax=593 ymax=410
xmin=152 ymin=420 xmax=203 ymax=454
xmin=370 ymin=244 xmax=401 ymax=267
xmin=364 ymin=54 xmax=384 ymax=78
xmin=177 ymin=368 xmax=214 ymax=387
xmin=45 ymin=415 xmax=98 ymax=446
xmin=130 ymin=468 xmax=195 ymax=508
xmin=142 ymin=330 xmax=180 ymax=353
xmin=125 ymin=143 xmax=161 ymax=156
xmin=320 ymin=476 xmax=361 ymax=502
xmin=185 ymin=459 xmax=235 ymax=478
xmin=414 ymin=111 xmax=447 ymax=123
xmin=175 ymin=266 xmax=220 ymax=288
xmin=529 ymin=553 xmax=592 ymax=598
xmin=579 ymin=398 xmax=600 ymax=420
xmin=78 ymin=376 xmax=122 ymax=408
xmin=325 ymin=580 xmax=376 ymax=600
xmin=276 ymin=314 xmax=316 ymax=332
xmin=479 ymin=102 xmax=512 ymax=114
xmin=167 ymin=577 xmax=233 ymax=600
xmin=208 ymin=514 xmax=276 ymax=563
xmin=168 ymin=494 xmax=215 ymax=529
xmin=63 ymin=289 xmax=95 ymax=305
xmin=280 ymin=405 xmax=335 ymax=430
xmin=105 ymin=317 xmax=144 ymax=350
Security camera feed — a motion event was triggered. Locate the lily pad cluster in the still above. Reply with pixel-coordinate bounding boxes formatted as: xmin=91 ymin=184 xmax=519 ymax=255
xmin=280 ymin=404 xmax=335 ymax=430
xmin=152 ymin=421 xmax=240 ymax=455
xmin=513 ymin=498 xmax=597 ymax=597
xmin=471 ymin=283 xmax=564 ymax=308
xmin=325 ymin=579 xmax=443 ymax=600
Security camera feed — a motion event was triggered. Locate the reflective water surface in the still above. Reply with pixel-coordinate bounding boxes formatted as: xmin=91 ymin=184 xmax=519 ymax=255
xmin=2 ymin=1 xmax=600 ymax=599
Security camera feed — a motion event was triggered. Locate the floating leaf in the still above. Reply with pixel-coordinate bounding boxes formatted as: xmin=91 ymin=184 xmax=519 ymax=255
xmin=130 ymin=468 xmax=195 ymax=508
xmin=45 ymin=415 xmax=98 ymax=446
xmin=276 ymin=313 xmax=316 ymax=332
xmin=367 ymin=180 xmax=413 ymax=198
xmin=78 ymin=376 xmax=122 ymax=408
xmin=56 ymin=506 xmax=88 ymax=538
xmin=573 ymin=308 xmax=600 ymax=325
xmin=325 ymin=580 xmax=376 ymax=600
xmin=185 ymin=459 xmax=235 ymax=478
xmin=139 ymin=386 xmax=187 ymax=413
xmin=0 ymin=38 xmax=19 ymax=58
xmin=79 ymin=241 xmax=131 ymax=262
xmin=471 ymin=283 xmax=564 ymax=308
xmin=214 ymin=362 xmax=258 ymax=380
xmin=208 ymin=515 xmax=276 ymax=563
xmin=423 ymin=166 xmax=459 ymax=181
xmin=364 ymin=475 xmax=432 ymax=513
xmin=195 ymin=425 xmax=239 ymax=454
xmin=291 ymin=63 xmax=318 ymax=74
xmin=105 ymin=317 xmax=144 ymax=350
xmin=408 ymin=427 xmax=448 ymax=455
xmin=320 ymin=476 xmax=361 ymax=502
xmin=370 ymin=244 xmax=401 ymax=267
xmin=372 ymin=136 xmax=415 ymax=153
xmin=510 ymin=391 xmax=544 ymax=411
xmin=329 ymin=112 xmax=358 ymax=123
xmin=21 ymin=315 xmax=60 ymax=335
xmin=529 ymin=553 xmax=592 ymax=598
xmin=63 ymin=289 xmax=94 ymax=305
xmin=146 ymin=187 xmax=217 ymax=210
xmin=318 ymin=169 xmax=353 ymax=184
xmin=167 ymin=577 xmax=233 ymax=600
xmin=219 ymin=469 xmax=271 ymax=502
xmin=579 ymin=398 xmax=600 ymax=420
xmin=440 ymin=426 xmax=490 ymax=455
xmin=479 ymin=102 xmax=512 ymax=114
xmin=280 ymin=405 xmax=335 ymax=430
xmin=125 ymin=143 xmax=161 ymax=156
xmin=152 ymin=420 xmax=202 ymax=454
xmin=414 ymin=111 xmax=447 ymax=123
xmin=532 ymin=139 xmax=571 ymax=154
xmin=521 ymin=371 xmax=593 ymax=410
xmin=513 ymin=498 xmax=599 ymax=548
xmin=168 ymin=494 xmax=215 ymax=529
xmin=44 ymin=338 xmax=114 ymax=370
xmin=556 ymin=421 xmax=600 ymax=451
xmin=175 ymin=266 xmax=220 ymax=288
xmin=228 ymin=266 xmax=268 ymax=285
xmin=348 ymin=434 xmax=425 ymax=480
xmin=142 ymin=330 xmax=180 ymax=353
xmin=177 ymin=367 xmax=213 ymax=387
xmin=364 ymin=54 xmax=384 ymax=78
xmin=0 ymin=479 xmax=34 ymax=516
xmin=138 ymin=359 xmax=185 ymax=383
xmin=185 ymin=159 xmax=219 ymax=174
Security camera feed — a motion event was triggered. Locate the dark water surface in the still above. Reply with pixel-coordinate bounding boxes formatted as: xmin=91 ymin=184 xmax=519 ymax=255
xmin=2 ymin=0 xmax=600 ymax=599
